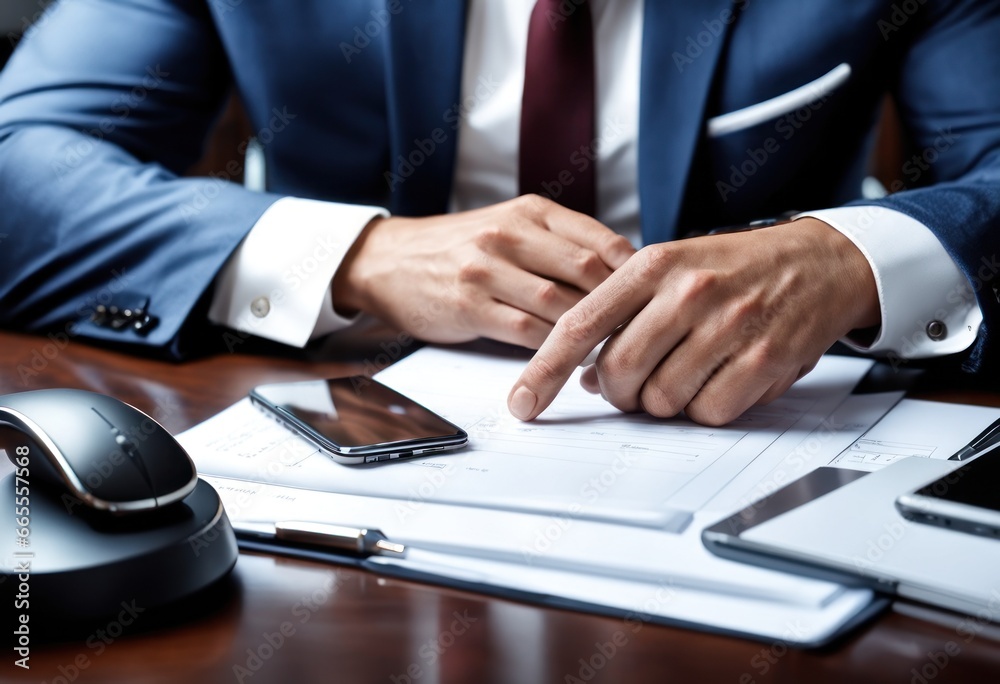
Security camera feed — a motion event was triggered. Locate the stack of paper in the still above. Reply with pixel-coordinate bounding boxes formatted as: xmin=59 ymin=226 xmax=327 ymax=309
xmin=180 ymin=346 xmax=917 ymax=644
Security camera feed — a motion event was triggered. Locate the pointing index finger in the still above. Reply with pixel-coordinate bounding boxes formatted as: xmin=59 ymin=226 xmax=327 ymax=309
xmin=508 ymin=276 xmax=642 ymax=420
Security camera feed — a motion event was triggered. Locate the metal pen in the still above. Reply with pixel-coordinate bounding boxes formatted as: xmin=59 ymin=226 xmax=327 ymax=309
xmin=950 ymin=417 xmax=1000 ymax=461
xmin=232 ymin=520 xmax=406 ymax=557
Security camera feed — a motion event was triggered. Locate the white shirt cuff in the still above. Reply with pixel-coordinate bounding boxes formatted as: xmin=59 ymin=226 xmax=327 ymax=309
xmin=208 ymin=196 xmax=388 ymax=347
xmin=796 ymin=206 xmax=982 ymax=359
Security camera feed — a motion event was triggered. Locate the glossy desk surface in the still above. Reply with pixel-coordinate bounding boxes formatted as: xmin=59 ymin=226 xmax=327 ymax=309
xmin=1 ymin=329 xmax=999 ymax=683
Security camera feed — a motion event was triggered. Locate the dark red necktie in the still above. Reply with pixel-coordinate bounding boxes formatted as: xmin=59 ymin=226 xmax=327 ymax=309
xmin=518 ymin=0 xmax=597 ymax=216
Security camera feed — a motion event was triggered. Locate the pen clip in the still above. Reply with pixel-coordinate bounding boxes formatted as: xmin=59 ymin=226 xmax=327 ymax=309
xmin=949 ymin=418 xmax=1000 ymax=461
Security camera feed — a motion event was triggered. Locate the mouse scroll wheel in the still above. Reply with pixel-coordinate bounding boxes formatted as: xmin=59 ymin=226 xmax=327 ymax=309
xmin=115 ymin=433 xmax=140 ymax=456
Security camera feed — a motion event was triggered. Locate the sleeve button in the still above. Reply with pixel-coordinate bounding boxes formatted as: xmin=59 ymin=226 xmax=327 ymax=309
xmin=251 ymin=296 xmax=271 ymax=318
xmin=926 ymin=320 xmax=947 ymax=341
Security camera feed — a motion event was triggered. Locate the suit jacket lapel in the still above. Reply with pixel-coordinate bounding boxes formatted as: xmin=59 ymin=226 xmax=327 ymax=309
xmin=383 ymin=0 xmax=468 ymax=216
xmin=639 ymin=0 xmax=737 ymax=244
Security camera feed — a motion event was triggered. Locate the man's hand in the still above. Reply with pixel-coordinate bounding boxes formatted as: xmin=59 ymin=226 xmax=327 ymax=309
xmin=507 ymin=218 xmax=881 ymax=426
xmin=332 ymin=195 xmax=635 ymax=348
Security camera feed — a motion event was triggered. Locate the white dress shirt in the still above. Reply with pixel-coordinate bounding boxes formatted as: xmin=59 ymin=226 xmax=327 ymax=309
xmin=209 ymin=0 xmax=981 ymax=358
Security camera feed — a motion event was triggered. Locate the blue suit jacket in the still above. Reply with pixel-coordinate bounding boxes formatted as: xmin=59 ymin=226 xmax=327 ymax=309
xmin=1 ymin=0 xmax=998 ymax=367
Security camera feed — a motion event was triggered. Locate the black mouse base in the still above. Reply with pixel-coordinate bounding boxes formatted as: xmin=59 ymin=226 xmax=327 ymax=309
xmin=2 ymin=477 xmax=238 ymax=625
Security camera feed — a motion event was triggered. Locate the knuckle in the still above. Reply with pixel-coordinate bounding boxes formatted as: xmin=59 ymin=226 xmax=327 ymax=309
xmin=575 ymin=250 xmax=604 ymax=278
xmin=604 ymin=233 xmax=634 ymax=257
xmin=529 ymin=353 xmax=566 ymax=387
xmin=685 ymin=398 xmax=736 ymax=427
xmin=507 ymin=311 xmax=535 ymax=336
xmin=746 ymin=340 xmax=784 ymax=377
xmin=673 ymin=269 xmax=718 ymax=309
xmin=457 ymin=258 xmax=490 ymax=285
xmin=534 ymin=280 xmax=559 ymax=307
xmin=733 ymin=296 xmax=765 ymax=325
xmin=639 ymin=384 xmax=684 ymax=419
xmin=512 ymin=193 xmax=547 ymax=217
xmin=596 ymin=344 xmax=631 ymax=377
xmin=684 ymin=269 xmax=718 ymax=297
xmin=557 ymin=307 xmax=601 ymax=346
xmin=633 ymin=245 xmax=671 ymax=280
xmin=474 ymin=224 xmax=507 ymax=251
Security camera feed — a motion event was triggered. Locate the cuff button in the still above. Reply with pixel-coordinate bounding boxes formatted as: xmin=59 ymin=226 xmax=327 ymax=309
xmin=251 ymin=296 xmax=271 ymax=318
xmin=926 ymin=320 xmax=947 ymax=341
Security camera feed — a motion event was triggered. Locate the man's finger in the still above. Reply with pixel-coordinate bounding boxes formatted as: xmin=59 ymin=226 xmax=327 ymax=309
xmin=477 ymin=258 xmax=586 ymax=324
xmin=682 ymin=345 xmax=787 ymax=426
xmin=499 ymin=218 xmax=616 ymax=292
xmin=478 ymin=301 xmax=554 ymax=350
xmin=508 ymin=272 xmax=649 ymax=420
xmin=541 ymin=203 xmax=637 ymax=269
xmin=594 ymin=300 xmax=690 ymax=413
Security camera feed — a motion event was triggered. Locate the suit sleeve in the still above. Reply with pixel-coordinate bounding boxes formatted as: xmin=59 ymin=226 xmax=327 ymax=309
xmin=859 ymin=0 xmax=1000 ymax=373
xmin=0 ymin=0 xmax=281 ymax=359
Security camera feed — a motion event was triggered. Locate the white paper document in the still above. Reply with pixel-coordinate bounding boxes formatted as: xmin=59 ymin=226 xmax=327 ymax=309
xmin=182 ymin=347 xmax=875 ymax=530
xmin=828 ymin=398 xmax=1000 ymax=471
xmin=178 ymin=347 xmax=891 ymax=644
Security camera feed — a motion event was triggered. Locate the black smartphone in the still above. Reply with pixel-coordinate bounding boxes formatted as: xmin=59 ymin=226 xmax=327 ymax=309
xmin=249 ymin=377 xmax=468 ymax=465
xmin=895 ymin=441 xmax=1000 ymax=540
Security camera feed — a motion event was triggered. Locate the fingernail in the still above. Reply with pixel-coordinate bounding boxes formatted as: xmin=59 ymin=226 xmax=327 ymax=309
xmin=509 ymin=386 xmax=537 ymax=420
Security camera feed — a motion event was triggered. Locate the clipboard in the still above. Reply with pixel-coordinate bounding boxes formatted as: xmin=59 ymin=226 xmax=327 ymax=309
xmin=233 ymin=531 xmax=885 ymax=648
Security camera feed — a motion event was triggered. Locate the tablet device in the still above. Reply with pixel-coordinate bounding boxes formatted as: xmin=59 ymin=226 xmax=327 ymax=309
xmin=702 ymin=467 xmax=873 ymax=586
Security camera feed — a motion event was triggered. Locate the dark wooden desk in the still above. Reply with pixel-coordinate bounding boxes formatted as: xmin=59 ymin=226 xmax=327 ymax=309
xmin=2 ymin=330 xmax=999 ymax=683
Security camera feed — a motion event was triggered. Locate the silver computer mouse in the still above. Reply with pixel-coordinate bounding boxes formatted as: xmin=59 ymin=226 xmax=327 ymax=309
xmin=0 ymin=388 xmax=197 ymax=514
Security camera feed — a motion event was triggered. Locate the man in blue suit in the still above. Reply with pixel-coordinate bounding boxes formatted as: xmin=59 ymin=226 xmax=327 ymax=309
xmin=1 ymin=1 xmax=998 ymax=425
